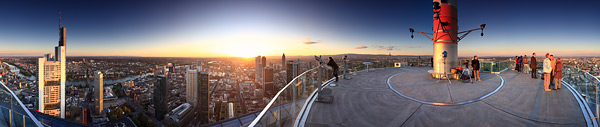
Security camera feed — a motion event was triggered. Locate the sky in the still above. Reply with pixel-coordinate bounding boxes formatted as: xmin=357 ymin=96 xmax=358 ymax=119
xmin=0 ymin=0 xmax=599 ymax=57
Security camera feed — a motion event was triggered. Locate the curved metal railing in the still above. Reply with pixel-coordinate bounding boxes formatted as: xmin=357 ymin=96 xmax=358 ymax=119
xmin=248 ymin=60 xmax=396 ymax=127
xmin=248 ymin=64 xmax=332 ymax=127
xmin=563 ymin=65 xmax=600 ymax=126
xmin=0 ymin=81 xmax=43 ymax=127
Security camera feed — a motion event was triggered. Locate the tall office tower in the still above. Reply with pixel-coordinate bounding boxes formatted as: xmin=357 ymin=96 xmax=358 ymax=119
xmin=228 ymin=102 xmax=235 ymax=119
xmin=255 ymin=56 xmax=263 ymax=82
xmin=282 ymin=53 xmax=286 ymax=70
xmin=167 ymin=63 xmax=174 ymax=73
xmin=154 ymin=75 xmax=167 ymax=120
xmin=263 ymin=67 xmax=274 ymax=96
xmin=286 ymin=60 xmax=295 ymax=84
xmin=185 ymin=69 xmax=209 ymax=124
xmin=94 ymin=71 xmax=103 ymax=114
xmin=38 ymin=10 xmax=67 ymax=118
xmin=261 ymin=56 xmax=267 ymax=69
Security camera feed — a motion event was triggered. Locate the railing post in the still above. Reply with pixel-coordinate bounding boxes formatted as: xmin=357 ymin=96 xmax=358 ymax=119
xmin=317 ymin=64 xmax=322 ymax=93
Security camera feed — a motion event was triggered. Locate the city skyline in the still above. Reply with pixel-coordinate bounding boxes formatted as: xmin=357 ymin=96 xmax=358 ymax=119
xmin=1 ymin=1 xmax=600 ymax=126
xmin=1 ymin=0 xmax=599 ymax=57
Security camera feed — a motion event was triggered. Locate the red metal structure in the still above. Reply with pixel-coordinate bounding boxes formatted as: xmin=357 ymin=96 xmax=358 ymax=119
xmin=409 ymin=0 xmax=485 ymax=78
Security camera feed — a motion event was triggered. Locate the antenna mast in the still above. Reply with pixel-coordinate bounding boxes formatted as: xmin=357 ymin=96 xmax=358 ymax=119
xmin=59 ymin=10 xmax=61 ymax=28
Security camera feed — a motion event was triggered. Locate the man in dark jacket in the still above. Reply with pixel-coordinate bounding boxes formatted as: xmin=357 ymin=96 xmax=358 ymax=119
xmin=472 ymin=55 xmax=481 ymax=81
xmin=327 ymin=57 xmax=339 ymax=82
xmin=530 ymin=53 xmax=537 ymax=79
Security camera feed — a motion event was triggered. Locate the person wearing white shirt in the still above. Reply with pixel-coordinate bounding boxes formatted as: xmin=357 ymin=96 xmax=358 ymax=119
xmin=543 ymin=53 xmax=552 ymax=91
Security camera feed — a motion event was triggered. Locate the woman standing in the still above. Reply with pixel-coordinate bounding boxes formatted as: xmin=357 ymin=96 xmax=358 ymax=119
xmin=554 ymin=58 xmax=563 ymax=90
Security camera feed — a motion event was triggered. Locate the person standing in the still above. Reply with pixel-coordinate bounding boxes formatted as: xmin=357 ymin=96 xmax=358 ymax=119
xmin=327 ymin=57 xmax=339 ymax=82
xmin=543 ymin=53 xmax=552 ymax=91
xmin=431 ymin=57 xmax=434 ymax=67
xmin=530 ymin=53 xmax=538 ymax=79
xmin=554 ymin=58 xmax=563 ymax=90
xmin=523 ymin=55 xmax=529 ymax=74
xmin=472 ymin=55 xmax=481 ymax=82
xmin=518 ymin=56 xmax=523 ymax=72
xmin=550 ymin=55 xmax=556 ymax=87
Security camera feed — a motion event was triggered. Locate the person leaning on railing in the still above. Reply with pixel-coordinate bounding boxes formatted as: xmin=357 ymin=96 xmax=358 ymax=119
xmin=327 ymin=57 xmax=339 ymax=82
xmin=554 ymin=58 xmax=563 ymax=90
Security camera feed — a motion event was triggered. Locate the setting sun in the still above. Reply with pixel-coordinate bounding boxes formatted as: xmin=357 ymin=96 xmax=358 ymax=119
xmin=224 ymin=42 xmax=261 ymax=58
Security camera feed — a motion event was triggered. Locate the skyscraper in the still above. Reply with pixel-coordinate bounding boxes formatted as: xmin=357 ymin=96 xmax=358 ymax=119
xmin=167 ymin=63 xmax=174 ymax=73
xmin=282 ymin=53 xmax=286 ymax=70
xmin=38 ymin=10 xmax=66 ymax=118
xmin=94 ymin=71 xmax=103 ymax=115
xmin=185 ymin=69 xmax=209 ymax=124
xmin=154 ymin=75 xmax=167 ymax=120
xmin=255 ymin=56 xmax=263 ymax=82
xmin=261 ymin=56 xmax=267 ymax=69
xmin=286 ymin=60 xmax=301 ymax=84
xmin=263 ymin=66 xmax=274 ymax=96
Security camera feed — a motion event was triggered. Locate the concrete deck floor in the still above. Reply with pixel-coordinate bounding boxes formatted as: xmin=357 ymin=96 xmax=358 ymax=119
xmin=304 ymin=67 xmax=586 ymax=127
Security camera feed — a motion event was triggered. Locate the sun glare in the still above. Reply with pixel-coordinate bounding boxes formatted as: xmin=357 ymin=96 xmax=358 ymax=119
xmin=226 ymin=42 xmax=262 ymax=58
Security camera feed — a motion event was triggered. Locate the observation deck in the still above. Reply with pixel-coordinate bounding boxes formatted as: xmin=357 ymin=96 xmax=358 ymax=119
xmin=248 ymin=60 xmax=600 ymax=127
xmin=303 ymin=67 xmax=588 ymax=127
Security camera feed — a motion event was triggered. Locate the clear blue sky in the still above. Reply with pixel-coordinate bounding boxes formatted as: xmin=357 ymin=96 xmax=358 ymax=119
xmin=0 ymin=0 xmax=598 ymax=57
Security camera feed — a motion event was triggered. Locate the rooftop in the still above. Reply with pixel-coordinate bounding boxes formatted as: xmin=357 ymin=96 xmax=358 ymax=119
xmin=302 ymin=67 xmax=588 ymax=126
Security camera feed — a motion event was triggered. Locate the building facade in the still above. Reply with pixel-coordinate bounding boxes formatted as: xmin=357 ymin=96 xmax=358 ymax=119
xmin=94 ymin=71 xmax=103 ymax=115
xmin=263 ymin=66 xmax=274 ymax=96
xmin=154 ymin=75 xmax=167 ymax=120
xmin=38 ymin=12 xmax=66 ymax=118
xmin=186 ymin=69 xmax=210 ymax=124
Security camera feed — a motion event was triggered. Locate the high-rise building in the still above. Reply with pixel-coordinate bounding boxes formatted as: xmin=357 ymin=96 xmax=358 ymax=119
xmin=282 ymin=53 xmax=286 ymax=70
xmin=261 ymin=56 xmax=267 ymax=69
xmin=167 ymin=63 xmax=174 ymax=73
xmin=228 ymin=102 xmax=235 ymax=119
xmin=94 ymin=71 xmax=103 ymax=115
xmin=263 ymin=67 xmax=274 ymax=96
xmin=185 ymin=69 xmax=209 ymax=124
xmin=154 ymin=75 xmax=167 ymax=120
xmin=286 ymin=60 xmax=300 ymax=84
xmin=38 ymin=10 xmax=67 ymax=118
xmin=255 ymin=56 xmax=263 ymax=82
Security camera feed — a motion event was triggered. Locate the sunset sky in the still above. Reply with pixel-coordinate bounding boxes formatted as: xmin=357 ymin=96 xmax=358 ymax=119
xmin=0 ymin=0 xmax=599 ymax=57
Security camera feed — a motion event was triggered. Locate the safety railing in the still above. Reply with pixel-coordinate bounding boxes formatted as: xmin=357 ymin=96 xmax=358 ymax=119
xmin=248 ymin=64 xmax=333 ymax=127
xmin=248 ymin=59 xmax=396 ymax=127
xmin=480 ymin=60 xmax=512 ymax=73
xmin=562 ymin=66 xmax=600 ymax=124
xmin=0 ymin=81 xmax=43 ymax=127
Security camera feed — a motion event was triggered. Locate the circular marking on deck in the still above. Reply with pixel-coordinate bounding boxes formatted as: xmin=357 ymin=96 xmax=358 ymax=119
xmin=386 ymin=72 xmax=504 ymax=106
